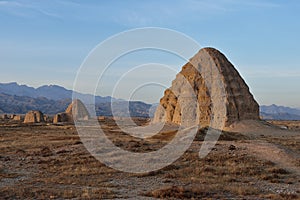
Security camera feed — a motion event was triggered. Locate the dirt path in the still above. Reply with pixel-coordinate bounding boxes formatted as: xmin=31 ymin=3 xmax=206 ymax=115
xmin=241 ymin=140 xmax=300 ymax=175
xmin=229 ymin=120 xmax=300 ymax=174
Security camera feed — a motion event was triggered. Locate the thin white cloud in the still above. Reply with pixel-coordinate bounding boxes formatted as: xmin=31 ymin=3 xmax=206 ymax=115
xmin=0 ymin=0 xmax=282 ymax=25
xmin=114 ymin=11 xmax=154 ymax=27
xmin=0 ymin=0 xmax=62 ymax=19
xmin=110 ymin=0 xmax=229 ymax=27
xmin=109 ymin=0 xmax=282 ymax=27
xmin=55 ymin=0 xmax=81 ymax=7
xmin=33 ymin=7 xmax=61 ymax=18
xmin=232 ymin=0 xmax=281 ymax=8
xmin=186 ymin=0 xmax=231 ymax=12
xmin=0 ymin=0 xmax=24 ymax=7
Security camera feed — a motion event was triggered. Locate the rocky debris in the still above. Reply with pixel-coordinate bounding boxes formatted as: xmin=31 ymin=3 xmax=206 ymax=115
xmin=55 ymin=148 xmax=71 ymax=154
xmin=228 ymin=144 xmax=236 ymax=151
xmin=15 ymin=149 xmax=26 ymax=155
xmin=40 ymin=147 xmax=53 ymax=157
xmin=153 ymin=47 xmax=259 ymax=128
xmin=0 ymin=155 xmax=10 ymax=161
xmin=23 ymin=110 xmax=45 ymax=123
xmin=33 ymin=146 xmax=53 ymax=157
xmin=53 ymin=99 xmax=90 ymax=123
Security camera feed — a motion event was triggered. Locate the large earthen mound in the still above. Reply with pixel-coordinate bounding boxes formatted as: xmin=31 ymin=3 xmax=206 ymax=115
xmin=153 ymin=47 xmax=259 ymax=127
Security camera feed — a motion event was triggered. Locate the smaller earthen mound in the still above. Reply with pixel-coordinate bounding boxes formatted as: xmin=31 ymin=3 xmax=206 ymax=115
xmin=98 ymin=116 xmax=106 ymax=121
xmin=53 ymin=112 xmax=71 ymax=123
xmin=24 ymin=110 xmax=45 ymax=123
xmin=53 ymin=99 xmax=90 ymax=123
xmin=13 ymin=115 xmax=23 ymax=121
xmin=65 ymin=99 xmax=90 ymax=120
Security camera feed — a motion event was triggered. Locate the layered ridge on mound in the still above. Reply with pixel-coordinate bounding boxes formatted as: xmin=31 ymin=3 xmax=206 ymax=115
xmin=153 ymin=47 xmax=259 ymax=127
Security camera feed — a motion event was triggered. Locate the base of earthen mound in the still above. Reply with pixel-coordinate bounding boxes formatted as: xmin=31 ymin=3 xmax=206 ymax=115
xmin=225 ymin=119 xmax=300 ymax=138
xmin=125 ymin=119 xmax=299 ymax=142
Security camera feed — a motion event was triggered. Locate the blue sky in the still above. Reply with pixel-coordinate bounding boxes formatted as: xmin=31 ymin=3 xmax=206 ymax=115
xmin=0 ymin=0 xmax=299 ymax=107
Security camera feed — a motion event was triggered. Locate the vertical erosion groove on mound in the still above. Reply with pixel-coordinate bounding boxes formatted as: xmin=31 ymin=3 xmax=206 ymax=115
xmin=153 ymin=47 xmax=259 ymax=127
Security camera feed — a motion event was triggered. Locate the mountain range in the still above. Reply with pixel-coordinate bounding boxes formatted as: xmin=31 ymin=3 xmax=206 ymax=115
xmin=0 ymin=82 xmax=300 ymax=120
xmin=0 ymin=82 xmax=153 ymax=117
xmin=0 ymin=82 xmax=114 ymax=103
xmin=260 ymin=105 xmax=300 ymax=120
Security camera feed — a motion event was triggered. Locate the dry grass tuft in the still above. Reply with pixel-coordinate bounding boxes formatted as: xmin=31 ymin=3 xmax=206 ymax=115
xmin=145 ymin=186 xmax=212 ymax=199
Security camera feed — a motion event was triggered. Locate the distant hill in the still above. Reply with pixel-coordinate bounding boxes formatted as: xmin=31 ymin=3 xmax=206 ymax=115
xmin=260 ymin=104 xmax=300 ymax=120
xmin=0 ymin=93 xmax=71 ymax=114
xmin=260 ymin=112 xmax=300 ymax=120
xmin=0 ymin=82 xmax=114 ymax=103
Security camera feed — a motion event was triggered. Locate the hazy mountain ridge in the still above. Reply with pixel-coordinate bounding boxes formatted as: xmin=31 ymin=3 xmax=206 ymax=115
xmin=0 ymin=82 xmax=114 ymax=103
xmin=95 ymin=101 xmax=155 ymax=117
xmin=260 ymin=112 xmax=300 ymax=120
xmin=0 ymin=93 xmax=71 ymax=114
xmin=260 ymin=104 xmax=300 ymax=120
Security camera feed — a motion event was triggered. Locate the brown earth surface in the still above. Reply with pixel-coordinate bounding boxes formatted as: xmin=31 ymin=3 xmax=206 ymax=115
xmin=0 ymin=118 xmax=299 ymax=199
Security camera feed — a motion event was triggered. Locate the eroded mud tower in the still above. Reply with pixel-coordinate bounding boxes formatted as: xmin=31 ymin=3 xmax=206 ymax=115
xmin=153 ymin=47 xmax=259 ymax=127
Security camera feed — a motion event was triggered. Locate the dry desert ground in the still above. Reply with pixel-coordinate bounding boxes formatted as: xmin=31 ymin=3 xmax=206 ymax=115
xmin=0 ymin=118 xmax=299 ymax=199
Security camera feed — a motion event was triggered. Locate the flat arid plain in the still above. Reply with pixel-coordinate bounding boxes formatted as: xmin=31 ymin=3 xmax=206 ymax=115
xmin=0 ymin=118 xmax=299 ymax=199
